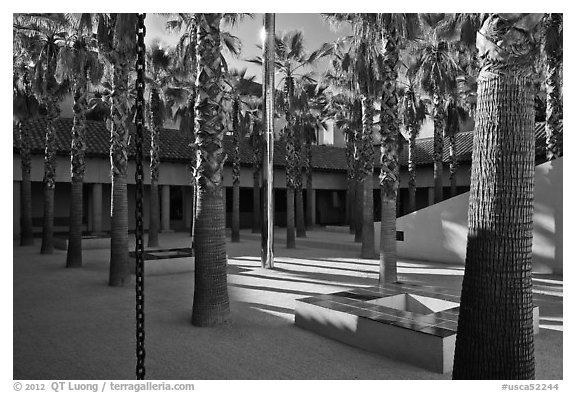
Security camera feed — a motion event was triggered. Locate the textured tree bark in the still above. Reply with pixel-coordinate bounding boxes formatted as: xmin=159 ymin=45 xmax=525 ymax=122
xmin=108 ymin=51 xmax=131 ymax=286
xmin=191 ymin=13 xmax=230 ymax=326
xmin=41 ymin=101 xmax=58 ymax=255
xmin=452 ymin=61 xmax=536 ymax=378
xmin=354 ymin=180 xmax=363 ymax=243
xmin=379 ymin=199 xmax=397 ymax=282
xmin=40 ymin=186 xmax=55 ymax=254
xmin=408 ymin=128 xmax=417 ymax=213
xmin=379 ymin=27 xmax=400 ymax=282
xmin=66 ymin=180 xmax=83 ymax=267
xmin=305 ymin=159 xmax=313 ymax=228
xmin=432 ymin=90 xmax=445 ymax=203
xmin=232 ymin=182 xmax=240 ymax=242
xmin=231 ymin=99 xmax=240 ymax=242
xmin=67 ymin=74 xmax=88 ymax=268
xmin=360 ymin=97 xmax=375 ymax=258
xmin=148 ymin=89 xmax=161 ymax=248
xmin=19 ymin=123 xmax=34 ymax=246
xmin=286 ymin=188 xmax=295 ymax=248
xmin=109 ymin=175 xmax=130 ymax=285
xmin=448 ymin=133 xmax=458 ymax=198
xmin=296 ymin=185 xmax=306 ymax=237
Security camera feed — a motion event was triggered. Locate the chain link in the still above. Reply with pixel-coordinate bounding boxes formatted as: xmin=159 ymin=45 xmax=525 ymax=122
xmin=135 ymin=12 xmax=146 ymax=381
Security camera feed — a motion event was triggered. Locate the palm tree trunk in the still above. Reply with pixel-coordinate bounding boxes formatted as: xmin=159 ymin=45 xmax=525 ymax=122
xmin=544 ymin=13 xmax=563 ymax=160
xmin=109 ymin=175 xmax=130 ymax=285
xmin=432 ymin=90 xmax=445 ymax=203
xmin=232 ymin=183 xmax=240 ymax=242
xmin=231 ymin=100 xmax=240 ymax=242
xmin=448 ymin=133 xmax=458 ymax=198
xmin=347 ymin=178 xmax=354 ymax=233
xmin=378 ymin=29 xmax=400 ymax=282
xmin=19 ymin=122 xmax=34 ymax=246
xmin=67 ymin=180 xmax=83 ymax=267
xmin=305 ymin=141 xmax=313 ymax=228
xmin=453 ymin=42 xmax=536 ymax=379
xmin=252 ymin=168 xmax=260 ymax=233
xmin=191 ymin=13 xmax=230 ymax=327
xmin=108 ymin=53 xmax=131 ymax=286
xmin=66 ymin=74 xmax=88 ymax=268
xmin=296 ymin=183 xmax=306 ymax=237
xmin=408 ymin=127 xmax=417 ymax=213
xmin=148 ymin=91 xmax=161 ymax=248
xmin=41 ymin=101 xmax=59 ymax=254
xmin=286 ymin=188 xmax=295 ymax=248
xmin=360 ymin=96 xmax=375 ymax=259
xmin=149 ymin=182 xmax=160 ymax=246
xmin=354 ymin=179 xmax=362 ymax=242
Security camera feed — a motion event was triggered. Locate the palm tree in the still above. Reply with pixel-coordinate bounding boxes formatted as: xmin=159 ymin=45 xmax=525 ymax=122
xmin=452 ymin=13 xmax=544 ymax=379
xmin=97 ymin=13 xmax=139 ymax=286
xmin=243 ymin=100 xmax=263 ymax=234
xmin=398 ymin=77 xmax=427 ymax=213
xmin=55 ymin=14 xmax=104 ymax=268
xmin=324 ymin=14 xmax=386 ymax=259
xmin=223 ymin=68 xmax=257 ymax=242
xmin=542 ymin=13 xmax=563 ymax=160
xmin=13 ymin=58 xmax=40 ymax=246
xmin=294 ymin=83 xmax=327 ymax=231
xmin=320 ymin=37 xmax=363 ymax=240
xmin=13 ymin=14 xmax=69 ymax=255
xmin=377 ymin=13 xmax=421 ymax=282
xmin=443 ymin=93 xmax=470 ymax=198
xmin=145 ymin=43 xmax=173 ymax=248
xmin=248 ymin=30 xmax=326 ymax=248
xmin=191 ymin=13 xmax=231 ymax=327
xmin=411 ymin=16 xmax=460 ymax=203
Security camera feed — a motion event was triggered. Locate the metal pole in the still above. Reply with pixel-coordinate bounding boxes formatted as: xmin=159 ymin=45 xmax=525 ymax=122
xmin=261 ymin=13 xmax=275 ymax=268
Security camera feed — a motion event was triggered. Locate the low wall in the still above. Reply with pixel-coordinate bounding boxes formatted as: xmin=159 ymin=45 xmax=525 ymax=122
xmin=390 ymin=158 xmax=562 ymax=275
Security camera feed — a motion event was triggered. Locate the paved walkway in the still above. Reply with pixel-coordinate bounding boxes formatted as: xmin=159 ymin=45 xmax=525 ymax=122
xmin=13 ymin=229 xmax=563 ymax=380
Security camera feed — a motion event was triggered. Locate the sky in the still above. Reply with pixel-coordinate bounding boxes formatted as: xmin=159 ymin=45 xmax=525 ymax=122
xmin=145 ymin=13 xmax=351 ymax=85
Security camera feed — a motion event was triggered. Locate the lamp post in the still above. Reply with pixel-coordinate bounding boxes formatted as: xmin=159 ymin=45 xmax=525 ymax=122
xmin=261 ymin=13 xmax=275 ymax=268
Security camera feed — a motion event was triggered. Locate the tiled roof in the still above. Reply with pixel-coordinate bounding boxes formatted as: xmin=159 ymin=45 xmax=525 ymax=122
xmin=13 ymin=118 xmax=554 ymax=173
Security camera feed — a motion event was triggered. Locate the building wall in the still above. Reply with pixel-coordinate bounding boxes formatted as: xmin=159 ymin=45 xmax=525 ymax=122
xmin=392 ymin=158 xmax=563 ymax=275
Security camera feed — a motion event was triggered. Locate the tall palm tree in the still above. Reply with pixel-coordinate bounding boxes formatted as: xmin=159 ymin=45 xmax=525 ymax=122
xmin=97 ymin=13 xmax=139 ymax=286
xmin=13 ymin=13 xmax=69 ymax=255
xmin=320 ymin=37 xmax=362 ymax=241
xmin=248 ymin=30 xmax=326 ymax=248
xmin=377 ymin=13 xmax=421 ymax=282
xmin=398 ymin=77 xmax=427 ymax=214
xmin=324 ymin=14 xmax=386 ymax=259
xmin=294 ymin=83 xmax=327 ymax=231
xmin=55 ymin=15 xmax=104 ymax=267
xmin=411 ymin=17 xmax=460 ymax=203
xmin=13 ymin=58 xmax=40 ymax=246
xmin=452 ymin=13 xmax=544 ymax=379
xmin=223 ymin=68 xmax=257 ymax=242
xmin=542 ymin=13 xmax=563 ymax=160
xmin=443 ymin=93 xmax=470 ymax=198
xmin=191 ymin=13 xmax=230 ymax=327
xmin=243 ymin=99 xmax=263 ymax=234
xmin=145 ymin=42 xmax=173 ymax=248
xmin=167 ymin=13 xmax=245 ymax=246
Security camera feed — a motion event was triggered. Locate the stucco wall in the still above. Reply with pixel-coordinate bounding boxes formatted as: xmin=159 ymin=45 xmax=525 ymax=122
xmin=391 ymin=158 xmax=563 ymax=275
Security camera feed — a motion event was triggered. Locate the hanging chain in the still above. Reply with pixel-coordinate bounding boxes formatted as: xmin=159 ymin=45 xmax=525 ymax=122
xmin=135 ymin=12 xmax=146 ymax=381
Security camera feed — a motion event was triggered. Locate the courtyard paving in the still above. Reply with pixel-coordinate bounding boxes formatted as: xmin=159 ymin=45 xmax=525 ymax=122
xmin=12 ymin=229 xmax=563 ymax=380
